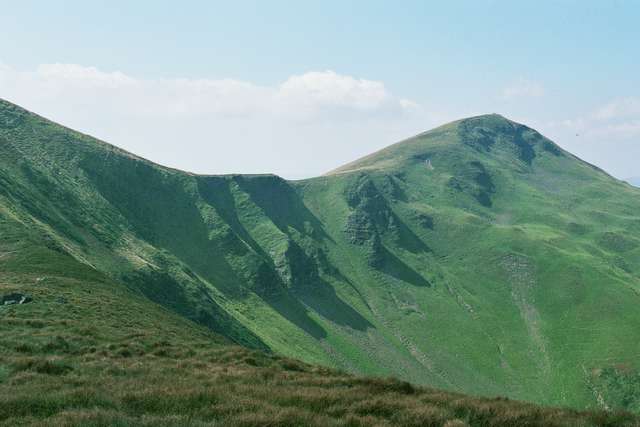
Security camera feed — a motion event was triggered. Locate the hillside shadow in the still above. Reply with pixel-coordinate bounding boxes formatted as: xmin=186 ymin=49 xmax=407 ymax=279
xmin=196 ymin=177 xmax=273 ymax=261
xmin=233 ymin=175 xmax=334 ymax=243
xmin=513 ymin=128 xmax=536 ymax=165
xmin=267 ymin=242 xmax=373 ymax=336
xmin=390 ymin=212 xmax=432 ymax=254
xmin=265 ymin=291 xmax=329 ymax=340
xmin=123 ymin=268 xmax=269 ymax=350
xmin=81 ymin=156 xmax=252 ymax=296
xmin=293 ymin=276 xmax=374 ymax=332
xmin=379 ymin=246 xmax=431 ymax=287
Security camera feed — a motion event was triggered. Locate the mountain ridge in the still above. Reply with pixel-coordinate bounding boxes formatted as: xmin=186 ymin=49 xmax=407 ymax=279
xmin=2 ymin=97 xmax=616 ymax=184
xmin=0 ymin=99 xmax=571 ymax=180
xmin=627 ymin=177 xmax=640 ymax=187
xmin=2 ymin=98 xmax=640 ymax=414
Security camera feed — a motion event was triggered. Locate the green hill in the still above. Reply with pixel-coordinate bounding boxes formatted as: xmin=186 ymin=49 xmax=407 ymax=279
xmin=2 ymin=257 xmax=635 ymax=427
xmin=2 ymin=99 xmax=640 ymax=420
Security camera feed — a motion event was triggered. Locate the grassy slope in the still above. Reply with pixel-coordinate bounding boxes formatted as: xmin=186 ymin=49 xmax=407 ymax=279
xmin=313 ymin=115 xmax=640 ymax=409
xmin=4 ymin=130 xmax=638 ymax=427
xmin=1 ymin=185 xmax=637 ymax=427
xmin=1 ymin=100 xmax=640 ymax=414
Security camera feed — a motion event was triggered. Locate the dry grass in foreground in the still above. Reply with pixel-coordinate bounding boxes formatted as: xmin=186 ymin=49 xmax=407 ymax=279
xmin=0 ymin=273 xmax=638 ymax=426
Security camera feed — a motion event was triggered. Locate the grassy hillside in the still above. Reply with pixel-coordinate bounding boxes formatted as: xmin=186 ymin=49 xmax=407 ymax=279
xmin=2 ymin=99 xmax=640 ymax=414
xmin=1 ymin=205 xmax=637 ymax=426
xmin=314 ymin=115 xmax=640 ymax=410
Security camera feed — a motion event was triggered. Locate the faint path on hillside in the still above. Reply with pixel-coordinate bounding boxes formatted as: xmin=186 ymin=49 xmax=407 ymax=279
xmin=502 ymin=254 xmax=552 ymax=395
xmin=368 ymin=292 xmax=455 ymax=388
xmin=444 ymin=278 xmax=527 ymax=396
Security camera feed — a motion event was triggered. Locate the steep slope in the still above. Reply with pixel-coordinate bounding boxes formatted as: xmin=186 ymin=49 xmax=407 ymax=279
xmin=5 ymin=207 xmax=634 ymax=426
xmin=1 ymin=100 xmax=640 ymax=413
xmin=313 ymin=115 xmax=640 ymax=409
xmin=4 ymin=106 xmax=638 ymax=426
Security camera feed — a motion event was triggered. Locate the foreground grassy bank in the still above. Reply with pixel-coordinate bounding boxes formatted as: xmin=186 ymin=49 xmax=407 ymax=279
xmin=0 ymin=268 xmax=637 ymax=427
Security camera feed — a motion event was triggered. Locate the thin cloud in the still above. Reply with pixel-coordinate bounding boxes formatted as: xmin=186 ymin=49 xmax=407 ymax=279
xmin=547 ymin=98 xmax=640 ymax=139
xmin=593 ymin=97 xmax=640 ymax=120
xmin=501 ymin=78 xmax=545 ymax=100
xmin=0 ymin=62 xmax=428 ymax=178
xmin=0 ymin=64 xmax=417 ymax=120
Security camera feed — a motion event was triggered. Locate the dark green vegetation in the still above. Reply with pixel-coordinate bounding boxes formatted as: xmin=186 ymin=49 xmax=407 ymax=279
xmin=2 ymin=98 xmax=640 ymax=424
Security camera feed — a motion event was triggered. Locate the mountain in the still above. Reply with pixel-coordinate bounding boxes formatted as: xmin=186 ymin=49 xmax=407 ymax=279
xmin=2 ymin=260 xmax=633 ymax=427
xmin=1 ymin=99 xmax=640 ymax=419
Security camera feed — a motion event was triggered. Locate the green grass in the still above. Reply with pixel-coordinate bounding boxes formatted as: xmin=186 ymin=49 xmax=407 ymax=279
xmin=0 ymin=262 xmax=637 ymax=426
xmin=2 ymin=99 xmax=640 ymax=419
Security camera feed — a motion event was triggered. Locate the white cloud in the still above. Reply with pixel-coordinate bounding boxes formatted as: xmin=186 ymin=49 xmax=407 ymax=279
xmin=0 ymin=64 xmax=415 ymax=120
xmin=540 ymin=97 xmax=640 ymax=179
xmin=585 ymin=98 xmax=640 ymax=139
xmin=588 ymin=121 xmax=640 ymax=139
xmin=501 ymin=78 xmax=545 ymax=100
xmin=0 ymin=63 xmax=426 ymax=178
xmin=546 ymin=97 xmax=640 ymax=140
xmin=36 ymin=63 xmax=137 ymax=88
xmin=279 ymin=71 xmax=388 ymax=109
xmin=593 ymin=97 xmax=640 ymax=120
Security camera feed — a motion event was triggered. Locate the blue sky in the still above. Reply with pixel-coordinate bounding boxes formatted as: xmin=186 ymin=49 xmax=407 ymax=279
xmin=1 ymin=1 xmax=638 ymax=179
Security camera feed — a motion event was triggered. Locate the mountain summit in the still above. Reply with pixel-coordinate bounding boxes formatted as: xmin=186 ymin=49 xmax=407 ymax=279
xmin=2 ymin=98 xmax=640 ymax=413
xmin=328 ymin=114 xmax=565 ymax=175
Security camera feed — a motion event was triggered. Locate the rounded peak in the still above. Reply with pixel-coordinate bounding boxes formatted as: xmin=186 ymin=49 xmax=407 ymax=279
xmin=461 ymin=113 xmax=509 ymax=121
xmin=455 ymin=113 xmax=521 ymax=129
xmin=326 ymin=114 xmax=552 ymax=176
xmin=411 ymin=114 xmax=524 ymax=142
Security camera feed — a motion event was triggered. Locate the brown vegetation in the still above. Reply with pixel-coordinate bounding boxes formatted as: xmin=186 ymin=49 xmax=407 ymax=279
xmin=0 ymin=273 xmax=638 ymax=426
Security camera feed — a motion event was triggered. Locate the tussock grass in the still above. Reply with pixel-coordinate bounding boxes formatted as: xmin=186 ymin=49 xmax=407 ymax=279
xmin=0 ymin=275 xmax=637 ymax=427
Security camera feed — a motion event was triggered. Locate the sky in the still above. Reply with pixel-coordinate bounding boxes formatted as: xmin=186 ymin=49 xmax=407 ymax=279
xmin=0 ymin=0 xmax=638 ymax=179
